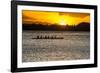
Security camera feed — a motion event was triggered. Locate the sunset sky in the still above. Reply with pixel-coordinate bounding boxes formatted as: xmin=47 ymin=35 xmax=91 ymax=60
xmin=22 ymin=10 xmax=90 ymax=26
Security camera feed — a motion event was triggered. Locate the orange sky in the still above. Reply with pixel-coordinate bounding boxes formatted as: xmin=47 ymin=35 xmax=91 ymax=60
xmin=22 ymin=10 xmax=90 ymax=26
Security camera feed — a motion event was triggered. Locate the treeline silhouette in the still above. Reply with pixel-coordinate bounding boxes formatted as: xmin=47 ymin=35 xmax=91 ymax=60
xmin=23 ymin=22 xmax=90 ymax=31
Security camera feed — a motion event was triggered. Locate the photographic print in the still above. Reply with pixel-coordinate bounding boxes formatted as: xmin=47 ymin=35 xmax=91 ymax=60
xmin=11 ymin=1 xmax=97 ymax=72
xmin=22 ymin=10 xmax=90 ymax=62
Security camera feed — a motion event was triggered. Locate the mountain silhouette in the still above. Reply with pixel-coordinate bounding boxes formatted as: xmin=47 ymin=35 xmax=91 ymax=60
xmin=75 ymin=22 xmax=90 ymax=31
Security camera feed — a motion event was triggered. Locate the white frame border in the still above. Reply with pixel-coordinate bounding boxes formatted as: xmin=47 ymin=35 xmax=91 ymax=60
xmin=17 ymin=5 xmax=94 ymax=68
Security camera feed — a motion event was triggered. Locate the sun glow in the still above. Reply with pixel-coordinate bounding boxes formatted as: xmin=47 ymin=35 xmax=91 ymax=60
xmin=59 ymin=19 xmax=66 ymax=26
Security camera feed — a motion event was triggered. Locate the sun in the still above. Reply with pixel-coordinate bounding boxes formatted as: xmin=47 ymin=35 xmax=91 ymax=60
xmin=59 ymin=20 xmax=66 ymax=26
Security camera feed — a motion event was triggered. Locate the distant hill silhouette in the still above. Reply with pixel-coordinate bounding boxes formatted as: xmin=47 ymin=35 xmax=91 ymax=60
xmin=75 ymin=22 xmax=90 ymax=31
xmin=23 ymin=22 xmax=90 ymax=31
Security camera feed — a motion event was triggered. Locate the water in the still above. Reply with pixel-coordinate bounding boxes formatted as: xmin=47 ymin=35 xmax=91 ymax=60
xmin=22 ymin=31 xmax=90 ymax=62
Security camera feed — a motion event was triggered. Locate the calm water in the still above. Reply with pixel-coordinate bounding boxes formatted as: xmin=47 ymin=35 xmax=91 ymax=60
xmin=22 ymin=31 xmax=90 ymax=62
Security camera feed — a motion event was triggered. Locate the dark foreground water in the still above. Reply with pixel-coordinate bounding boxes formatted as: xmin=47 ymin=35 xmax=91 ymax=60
xmin=22 ymin=31 xmax=90 ymax=62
